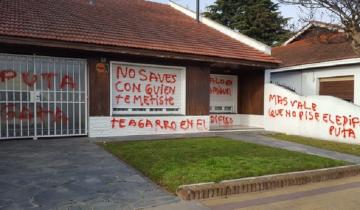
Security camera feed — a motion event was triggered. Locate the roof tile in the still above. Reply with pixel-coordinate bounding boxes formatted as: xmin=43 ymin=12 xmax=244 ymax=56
xmin=273 ymin=32 xmax=358 ymax=67
xmin=0 ymin=0 xmax=279 ymax=64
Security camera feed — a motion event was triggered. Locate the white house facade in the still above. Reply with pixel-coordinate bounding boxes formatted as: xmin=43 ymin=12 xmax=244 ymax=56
xmin=266 ymin=59 xmax=360 ymax=106
xmin=264 ymin=22 xmax=360 ymax=143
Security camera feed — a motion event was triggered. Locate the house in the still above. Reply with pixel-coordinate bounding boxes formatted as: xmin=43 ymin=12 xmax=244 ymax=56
xmin=0 ymin=0 xmax=279 ymax=140
xmin=266 ymin=21 xmax=360 ymax=105
xmin=264 ymin=21 xmax=360 ymax=143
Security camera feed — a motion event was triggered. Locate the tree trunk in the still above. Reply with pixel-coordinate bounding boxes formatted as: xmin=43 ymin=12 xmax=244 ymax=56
xmin=346 ymin=25 xmax=360 ymax=55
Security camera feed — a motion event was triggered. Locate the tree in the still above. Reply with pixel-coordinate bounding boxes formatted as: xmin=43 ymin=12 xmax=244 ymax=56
xmin=278 ymin=0 xmax=360 ymax=54
xmin=203 ymin=0 xmax=292 ymax=46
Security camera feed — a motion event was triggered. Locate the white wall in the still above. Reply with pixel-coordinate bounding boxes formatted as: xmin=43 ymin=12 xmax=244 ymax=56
xmin=270 ymin=71 xmax=302 ymax=94
xmin=268 ymin=64 xmax=360 ymax=105
xmin=89 ymin=116 xmax=209 ymax=137
xmin=265 ymin=83 xmax=360 ymax=144
xmin=210 ymin=114 xmax=264 ymax=129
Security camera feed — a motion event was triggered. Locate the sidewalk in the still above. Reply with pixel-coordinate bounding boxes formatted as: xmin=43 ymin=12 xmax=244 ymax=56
xmin=221 ymin=133 xmax=360 ymax=164
xmin=141 ymin=201 xmax=209 ymax=210
xmin=201 ymin=175 xmax=360 ymax=210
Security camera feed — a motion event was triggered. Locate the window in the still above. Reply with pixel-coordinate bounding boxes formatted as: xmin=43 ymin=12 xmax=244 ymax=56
xmin=319 ymin=76 xmax=354 ymax=102
xmin=209 ymin=74 xmax=238 ymax=113
xmin=111 ymin=62 xmax=186 ymax=115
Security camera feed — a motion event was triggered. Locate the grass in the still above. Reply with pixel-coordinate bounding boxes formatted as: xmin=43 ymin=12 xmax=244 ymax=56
xmin=267 ymin=133 xmax=360 ymax=156
xmin=100 ymin=137 xmax=346 ymax=193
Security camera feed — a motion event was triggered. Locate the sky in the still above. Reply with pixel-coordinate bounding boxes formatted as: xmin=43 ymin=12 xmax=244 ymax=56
xmin=148 ymin=0 xmax=331 ymax=30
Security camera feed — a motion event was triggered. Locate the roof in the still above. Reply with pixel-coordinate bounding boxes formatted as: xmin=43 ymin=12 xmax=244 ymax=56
xmin=283 ymin=21 xmax=344 ymax=46
xmin=169 ymin=1 xmax=272 ymax=55
xmin=273 ymin=22 xmax=358 ymax=68
xmin=0 ymin=0 xmax=279 ymax=65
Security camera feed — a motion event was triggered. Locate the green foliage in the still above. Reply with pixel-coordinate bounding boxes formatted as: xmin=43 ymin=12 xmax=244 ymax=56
xmin=100 ymin=137 xmax=346 ymax=192
xmin=268 ymin=133 xmax=360 ymax=156
xmin=203 ymin=0 xmax=292 ymax=46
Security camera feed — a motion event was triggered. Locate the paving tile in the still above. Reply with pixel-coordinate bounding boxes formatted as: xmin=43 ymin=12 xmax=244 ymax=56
xmin=0 ymin=138 xmax=178 ymax=209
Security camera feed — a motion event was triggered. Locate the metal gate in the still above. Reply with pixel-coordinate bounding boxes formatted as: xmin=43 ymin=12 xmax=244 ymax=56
xmin=0 ymin=53 xmax=87 ymax=139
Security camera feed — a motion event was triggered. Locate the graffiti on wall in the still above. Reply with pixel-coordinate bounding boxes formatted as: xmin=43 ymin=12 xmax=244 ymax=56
xmin=1 ymin=104 xmax=69 ymax=123
xmin=265 ymin=83 xmax=360 ymax=142
xmin=210 ymin=115 xmax=234 ymax=127
xmin=0 ymin=69 xmax=74 ymax=124
xmin=209 ymin=74 xmax=238 ymax=113
xmin=88 ymin=116 xmax=209 ymax=137
xmin=209 ymin=76 xmax=234 ymax=96
xmin=267 ymin=95 xmax=359 ymax=138
xmin=0 ymin=69 xmax=76 ymax=89
xmin=112 ymin=64 xmax=183 ymax=108
xmin=111 ymin=117 xmax=207 ymax=131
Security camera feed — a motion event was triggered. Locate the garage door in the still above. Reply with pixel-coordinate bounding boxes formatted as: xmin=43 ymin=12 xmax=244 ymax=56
xmin=319 ymin=76 xmax=354 ymax=102
xmin=0 ymin=53 xmax=88 ymax=139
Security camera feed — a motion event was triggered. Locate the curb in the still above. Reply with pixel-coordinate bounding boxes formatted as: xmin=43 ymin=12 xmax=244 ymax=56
xmin=176 ymin=164 xmax=360 ymax=200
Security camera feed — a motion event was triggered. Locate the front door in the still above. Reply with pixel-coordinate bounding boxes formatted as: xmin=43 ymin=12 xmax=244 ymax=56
xmin=0 ymin=53 xmax=87 ymax=139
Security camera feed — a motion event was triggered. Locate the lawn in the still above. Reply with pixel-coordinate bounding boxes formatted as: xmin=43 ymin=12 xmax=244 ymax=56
xmin=267 ymin=133 xmax=360 ymax=156
xmin=100 ymin=137 xmax=346 ymax=193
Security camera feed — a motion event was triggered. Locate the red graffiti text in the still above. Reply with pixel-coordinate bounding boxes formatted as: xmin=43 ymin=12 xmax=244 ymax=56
xmin=111 ymin=118 xmax=208 ymax=131
xmin=113 ymin=65 xmax=178 ymax=107
xmin=210 ymin=115 xmax=234 ymax=127
xmin=209 ymin=76 xmax=235 ymax=96
xmin=0 ymin=69 xmax=76 ymax=90
xmin=1 ymin=104 xmax=68 ymax=123
xmin=268 ymin=93 xmax=360 ymax=139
